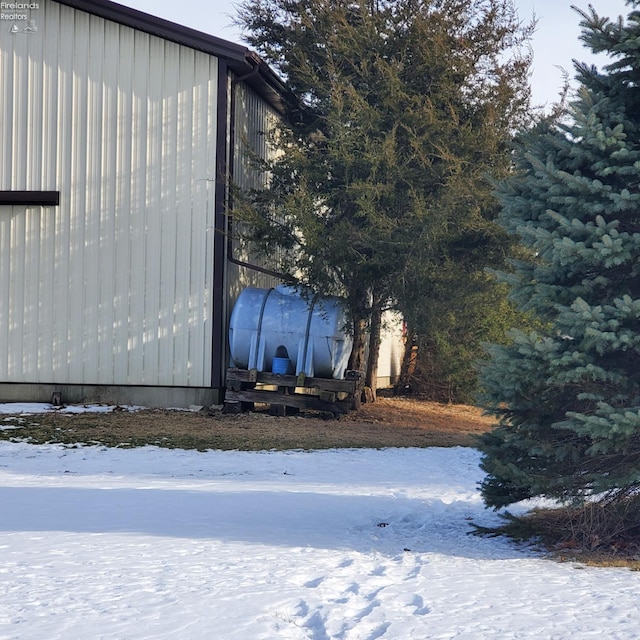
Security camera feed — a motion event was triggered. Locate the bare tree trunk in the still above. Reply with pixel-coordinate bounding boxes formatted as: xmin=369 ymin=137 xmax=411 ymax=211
xmin=364 ymin=295 xmax=384 ymax=403
xmin=395 ymin=324 xmax=418 ymax=396
xmin=348 ymin=316 xmax=368 ymax=373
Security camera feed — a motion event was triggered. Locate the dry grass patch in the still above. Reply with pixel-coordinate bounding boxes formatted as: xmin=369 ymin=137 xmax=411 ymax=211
xmin=0 ymin=397 xmax=493 ymax=450
xmin=476 ymin=499 xmax=640 ymax=569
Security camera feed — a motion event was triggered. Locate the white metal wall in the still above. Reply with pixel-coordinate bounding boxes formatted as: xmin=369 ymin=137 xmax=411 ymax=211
xmin=376 ymin=310 xmax=405 ymax=387
xmin=0 ymin=1 xmax=218 ymax=386
xmin=228 ymin=81 xmax=284 ymax=299
xmin=233 ymin=82 xmax=280 ymax=193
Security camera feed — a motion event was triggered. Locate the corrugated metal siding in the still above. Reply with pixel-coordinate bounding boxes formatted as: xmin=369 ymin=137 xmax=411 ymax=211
xmin=0 ymin=1 xmax=218 ymax=386
xmin=233 ymin=81 xmax=279 ymax=192
xmin=229 ymin=81 xmax=283 ymax=297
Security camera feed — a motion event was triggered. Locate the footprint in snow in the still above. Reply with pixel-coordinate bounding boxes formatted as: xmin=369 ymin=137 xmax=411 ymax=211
xmin=410 ymin=594 xmax=431 ymax=615
xmin=303 ymin=576 xmax=325 ymax=589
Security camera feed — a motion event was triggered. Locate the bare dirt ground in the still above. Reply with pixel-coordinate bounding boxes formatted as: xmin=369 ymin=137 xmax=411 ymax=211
xmin=1 ymin=397 xmax=495 ymax=450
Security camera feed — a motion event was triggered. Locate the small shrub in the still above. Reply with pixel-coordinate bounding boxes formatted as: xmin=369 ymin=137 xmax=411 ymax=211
xmin=475 ymin=495 xmax=640 ymax=567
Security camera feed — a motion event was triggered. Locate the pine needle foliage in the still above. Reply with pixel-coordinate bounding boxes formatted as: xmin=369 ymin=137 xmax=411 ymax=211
xmin=233 ymin=0 xmax=533 ymax=382
xmin=479 ymin=1 xmax=640 ymax=509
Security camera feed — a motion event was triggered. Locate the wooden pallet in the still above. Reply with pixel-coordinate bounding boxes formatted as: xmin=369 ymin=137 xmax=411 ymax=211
xmin=224 ymin=368 xmax=363 ymax=417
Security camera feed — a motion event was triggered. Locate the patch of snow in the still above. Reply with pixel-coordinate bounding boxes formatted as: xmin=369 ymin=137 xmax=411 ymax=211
xmin=0 ymin=415 xmax=637 ymax=638
xmin=0 ymin=403 xmax=144 ymax=415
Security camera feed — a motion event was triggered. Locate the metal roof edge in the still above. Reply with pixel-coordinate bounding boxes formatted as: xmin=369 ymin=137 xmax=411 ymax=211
xmin=53 ymin=0 xmax=275 ymax=84
xmin=54 ymin=0 xmax=249 ymax=62
xmin=52 ymin=0 xmax=292 ymax=111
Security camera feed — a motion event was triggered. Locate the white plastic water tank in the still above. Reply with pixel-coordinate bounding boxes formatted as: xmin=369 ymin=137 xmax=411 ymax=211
xmin=228 ymin=286 xmax=353 ymax=379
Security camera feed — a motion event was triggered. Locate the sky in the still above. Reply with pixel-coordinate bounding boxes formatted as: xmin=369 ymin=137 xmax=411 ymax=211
xmin=1 ymin=402 xmax=640 ymax=638
xmin=118 ymin=0 xmax=631 ymax=108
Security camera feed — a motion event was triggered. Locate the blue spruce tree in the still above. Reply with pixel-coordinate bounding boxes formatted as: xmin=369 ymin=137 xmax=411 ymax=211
xmin=479 ymin=1 xmax=640 ymax=509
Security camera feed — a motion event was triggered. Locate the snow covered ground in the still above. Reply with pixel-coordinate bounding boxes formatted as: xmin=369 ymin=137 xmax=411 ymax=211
xmin=0 ymin=404 xmax=639 ymax=639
